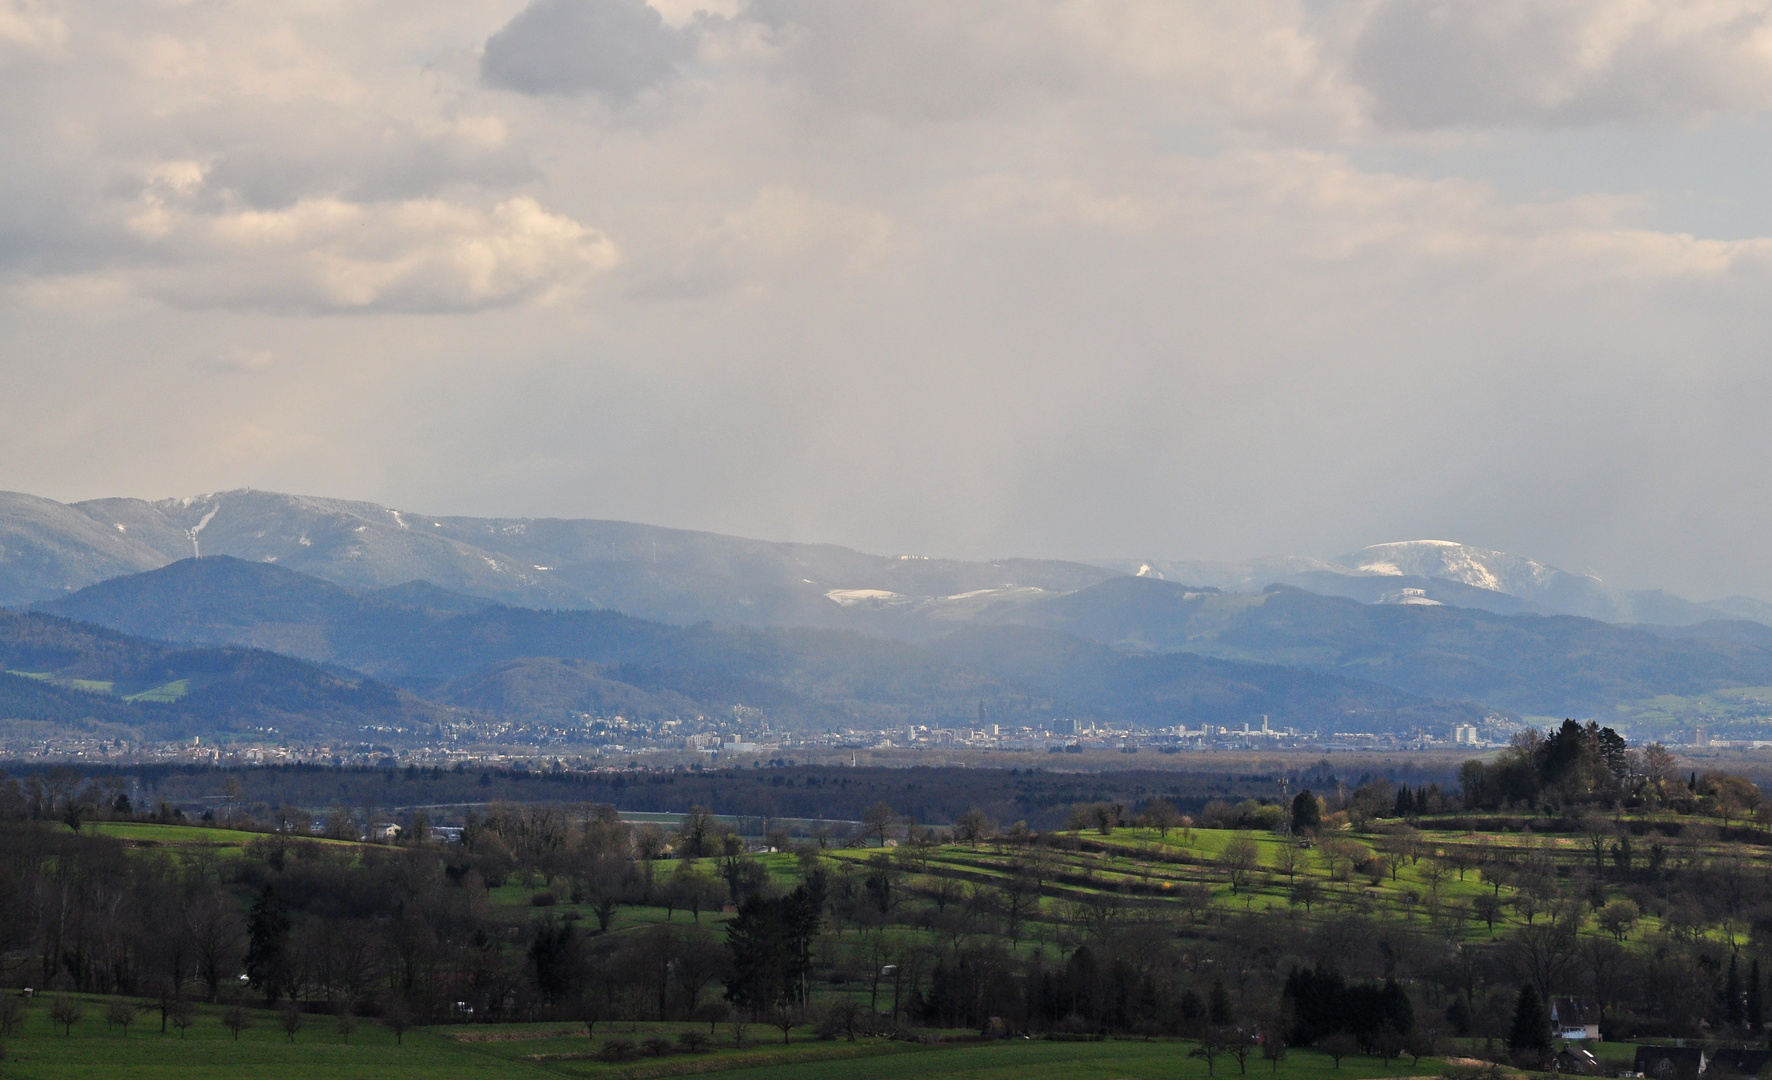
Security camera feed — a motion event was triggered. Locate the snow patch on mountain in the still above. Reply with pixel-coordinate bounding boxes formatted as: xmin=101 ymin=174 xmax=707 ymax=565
xmin=825 ymin=588 xmax=905 ymax=606
xmin=1340 ymin=540 xmax=1574 ymax=595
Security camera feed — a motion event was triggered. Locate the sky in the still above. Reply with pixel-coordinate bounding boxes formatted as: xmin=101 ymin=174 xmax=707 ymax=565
xmin=4 ymin=1 xmax=1772 ymax=600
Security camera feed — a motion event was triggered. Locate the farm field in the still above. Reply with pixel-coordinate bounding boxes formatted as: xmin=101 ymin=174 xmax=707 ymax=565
xmin=80 ymin=820 xmax=362 ymax=853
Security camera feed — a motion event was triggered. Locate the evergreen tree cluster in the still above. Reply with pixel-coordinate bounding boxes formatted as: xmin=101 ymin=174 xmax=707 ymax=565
xmin=1282 ymin=966 xmax=1414 ymax=1050
xmin=1508 ymin=985 xmax=1550 ymax=1052
xmin=1460 ymin=720 xmax=1636 ymax=810
xmin=724 ymin=875 xmax=825 ymax=1017
xmin=1391 ymin=784 xmax=1450 ymax=817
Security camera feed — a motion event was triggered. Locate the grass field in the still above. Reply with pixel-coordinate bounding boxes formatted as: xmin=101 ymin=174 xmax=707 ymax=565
xmin=0 ymin=995 xmax=1444 ymax=1080
xmin=75 ymin=821 xmax=354 ymax=856
xmin=79 ymin=821 xmax=364 ymax=852
xmin=123 ymin=679 xmax=189 ymax=703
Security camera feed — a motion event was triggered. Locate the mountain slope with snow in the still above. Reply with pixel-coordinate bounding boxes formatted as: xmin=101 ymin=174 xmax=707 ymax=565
xmin=1106 ymin=541 xmax=1767 ymax=627
xmin=0 ymin=489 xmax=1116 ymax=626
xmin=5 ymin=488 xmax=1768 ymax=634
xmin=1335 ymin=540 xmax=1626 ymax=621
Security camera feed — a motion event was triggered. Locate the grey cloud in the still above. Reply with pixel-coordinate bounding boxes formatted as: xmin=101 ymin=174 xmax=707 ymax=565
xmin=1348 ymin=1 xmax=1772 ymax=128
xmin=482 ymin=0 xmax=692 ymax=100
xmin=197 ymin=123 xmax=538 ymax=209
xmin=742 ymin=0 xmax=1076 ymax=121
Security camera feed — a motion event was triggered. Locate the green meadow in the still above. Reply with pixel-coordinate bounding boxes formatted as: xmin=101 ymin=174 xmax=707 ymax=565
xmin=0 ymin=994 xmax=1445 ymax=1080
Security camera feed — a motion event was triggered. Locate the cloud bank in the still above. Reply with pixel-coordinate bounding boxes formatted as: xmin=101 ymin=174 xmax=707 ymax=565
xmin=5 ymin=0 xmax=1772 ymax=601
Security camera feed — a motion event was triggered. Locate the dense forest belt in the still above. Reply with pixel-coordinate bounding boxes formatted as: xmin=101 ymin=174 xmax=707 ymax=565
xmin=0 ymin=760 xmax=1433 ymax=831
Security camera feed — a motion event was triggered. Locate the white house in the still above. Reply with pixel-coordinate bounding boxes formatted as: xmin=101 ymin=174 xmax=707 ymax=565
xmin=1550 ymin=997 xmax=1601 ymax=1040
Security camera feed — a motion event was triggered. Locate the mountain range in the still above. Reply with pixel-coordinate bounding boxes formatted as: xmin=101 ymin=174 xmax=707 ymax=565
xmin=8 ymin=487 xmax=1772 ymax=741
xmin=7 ymin=488 xmax=1768 ymax=633
xmin=37 ymin=555 xmax=1772 ymax=728
xmin=0 ymin=488 xmax=1112 ymax=626
xmin=1105 ymin=540 xmax=1772 ymax=626
xmin=10 ymin=558 xmax=1488 ymax=739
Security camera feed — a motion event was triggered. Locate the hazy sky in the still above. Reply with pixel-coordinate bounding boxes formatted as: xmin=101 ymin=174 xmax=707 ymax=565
xmin=5 ymin=1 xmax=1772 ymax=598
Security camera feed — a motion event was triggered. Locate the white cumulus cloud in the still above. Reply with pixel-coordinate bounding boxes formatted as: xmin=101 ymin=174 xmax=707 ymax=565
xmin=112 ymin=194 xmax=618 ymax=313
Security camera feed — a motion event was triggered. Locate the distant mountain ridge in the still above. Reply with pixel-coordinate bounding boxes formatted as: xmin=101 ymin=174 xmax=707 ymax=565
xmin=1105 ymin=539 xmax=1767 ymax=627
xmin=35 ymin=556 xmax=1488 ymax=735
xmin=4 ymin=488 xmax=1767 ymax=634
xmin=0 ymin=489 xmax=1116 ymax=628
xmin=976 ymin=575 xmax=1772 ymax=718
xmin=7 ymin=481 xmax=1772 ymax=683
xmin=43 ymin=555 xmax=1772 ymax=729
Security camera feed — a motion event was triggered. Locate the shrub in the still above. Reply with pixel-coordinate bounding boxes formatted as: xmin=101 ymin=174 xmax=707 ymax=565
xmin=641 ymin=1035 xmax=673 ymax=1057
xmin=677 ymin=1030 xmax=711 ymax=1052
xmin=531 ymin=891 xmax=557 ymax=906
xmin=1202 ymin=798 xmax=1287 ymax=831
xmin=818 ymin=1000 xmax=864 ymax=1042
xmin=599 ymin=1037 xmax=637 ymax=1062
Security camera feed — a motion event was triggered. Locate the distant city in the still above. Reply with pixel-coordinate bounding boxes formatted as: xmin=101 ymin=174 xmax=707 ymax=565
xmin=0 ymin=711 xmax=1562 ymax=768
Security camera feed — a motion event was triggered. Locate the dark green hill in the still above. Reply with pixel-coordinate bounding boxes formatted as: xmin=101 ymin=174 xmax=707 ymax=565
xmin=37 ymin=554 xmax=449 ymax=664
xmin=0 ymin=608 xmax=456 ymax=740
xmin=989 ymin=576 xmax=1772 ymax=716
xmin=430 ymin=657 xmax=706 ymax=721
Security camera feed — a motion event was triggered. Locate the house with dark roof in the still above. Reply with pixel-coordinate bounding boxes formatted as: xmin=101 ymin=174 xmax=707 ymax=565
xmin=1555 ymin=1046 xmax=1601 ymax=1074
xmin=1635 ymin=1046 xmax=1708 ymax=1079
xmin=1703 ymin=1048 xmax=1772 ymax=1077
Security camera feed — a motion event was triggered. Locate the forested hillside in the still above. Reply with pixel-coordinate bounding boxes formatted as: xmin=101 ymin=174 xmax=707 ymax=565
xmin=0 ymin=609 xmax=458 ymax=741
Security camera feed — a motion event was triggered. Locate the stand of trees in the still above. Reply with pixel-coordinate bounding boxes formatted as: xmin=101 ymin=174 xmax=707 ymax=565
xmin=1458 ymin=720 xmax=1675 ymax=812
xmin=1283 ymin=967 xmax=1413 ymax=1049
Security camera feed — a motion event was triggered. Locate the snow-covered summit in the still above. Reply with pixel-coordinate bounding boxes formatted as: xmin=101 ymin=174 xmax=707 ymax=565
xmin=1339 ymin=540 xmax=1583 ymax=596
